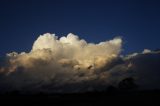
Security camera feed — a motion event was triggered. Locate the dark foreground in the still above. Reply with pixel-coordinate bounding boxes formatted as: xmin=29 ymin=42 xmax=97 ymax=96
xmin=1 ymin=90 xmax=160 ymax=105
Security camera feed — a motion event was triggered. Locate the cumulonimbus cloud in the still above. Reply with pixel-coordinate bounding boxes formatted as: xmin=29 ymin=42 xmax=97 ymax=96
xmin=0 ymin=33 xmax=122 ymax=93
xmin=0 ymin=33 xmax=160 ymax=93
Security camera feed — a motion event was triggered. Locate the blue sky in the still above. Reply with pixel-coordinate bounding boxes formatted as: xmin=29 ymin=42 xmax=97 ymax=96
xmin=0 ymin=0 xmax=160 ymax=55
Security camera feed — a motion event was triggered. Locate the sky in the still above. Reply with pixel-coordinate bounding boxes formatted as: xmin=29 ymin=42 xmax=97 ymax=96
xmin=0 ymin=0 xmax=160 ymax=55
xmin=1 ymin=0 xmax=160 ymax=93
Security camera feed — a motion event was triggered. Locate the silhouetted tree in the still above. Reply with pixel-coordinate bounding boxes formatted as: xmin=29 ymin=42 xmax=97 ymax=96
xmin=118 ymin=77 xmax=138 ymax=91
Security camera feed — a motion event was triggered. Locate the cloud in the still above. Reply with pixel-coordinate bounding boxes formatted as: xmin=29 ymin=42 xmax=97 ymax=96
xmin=0 ymin=33 xmax=160 ymax=93
xmin=0 ymin=33 xmax=122 ymax=93
xmin=31 ymin=33 xmax=122 ymax=69
xmin=110 ymin=50 xmax=160 ymax=90
xmin=124 ymin=51 xmax=160 ymax=89
xmin=142 ymin=49 xmax=151 ymax=54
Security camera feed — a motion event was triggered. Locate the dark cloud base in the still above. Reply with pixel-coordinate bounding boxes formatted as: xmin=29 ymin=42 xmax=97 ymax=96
xmin=0 ymin=51 xmax=160 ymax=94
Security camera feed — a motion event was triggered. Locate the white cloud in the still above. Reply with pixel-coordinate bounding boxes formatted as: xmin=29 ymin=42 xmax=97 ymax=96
xmin=0 ymin=33 xmax=122 ymax=93
xmin=142 ymin=49 xmax=151 ymax=54
xmin=0 ymin=33 xmax=160 ymax=93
